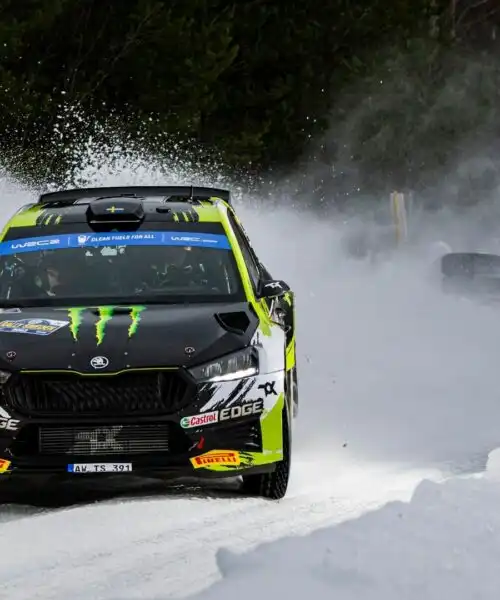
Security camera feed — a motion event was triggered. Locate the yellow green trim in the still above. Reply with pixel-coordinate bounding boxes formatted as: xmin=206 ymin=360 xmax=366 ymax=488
xmin=286 ymin=335 xmax=296 ymax=371
xmin=220 ymin=207 xmax=255 ymax=302
xmin=0 ymin=206 xmax=42 ymax=240
xmin=220 ymin=205 xmax=273 ymax=336
xmin=260 ymin=390 xmax=285 ymax=455
xmin=0 ymin=222 xmax=10 ymax=243
xmin=20 ymin=366 xmax=178 ymax=376
xmin=285 ymin=291 xmax=296 ymax=371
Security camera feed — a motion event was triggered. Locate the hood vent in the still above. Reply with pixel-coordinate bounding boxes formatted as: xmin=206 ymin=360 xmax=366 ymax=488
xmin=215 ymin=311 xmax=250 ymax=335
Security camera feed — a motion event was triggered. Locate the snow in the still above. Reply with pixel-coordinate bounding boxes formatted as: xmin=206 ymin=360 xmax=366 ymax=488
xmin=1 ymin=166 xmax=500 ymax=599
xmin=0 ymin=459 xmax=434 ymax=600
xmin=192 ymin=449 xmax=500 ymax=600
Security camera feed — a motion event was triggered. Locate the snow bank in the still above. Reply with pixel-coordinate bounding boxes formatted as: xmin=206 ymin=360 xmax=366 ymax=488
xmin=189 ymin=448 xmax=500 ymax=600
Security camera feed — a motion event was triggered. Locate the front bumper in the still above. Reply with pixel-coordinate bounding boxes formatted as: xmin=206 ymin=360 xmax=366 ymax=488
xmin=0 ymin=369 xmax=285 ymax=479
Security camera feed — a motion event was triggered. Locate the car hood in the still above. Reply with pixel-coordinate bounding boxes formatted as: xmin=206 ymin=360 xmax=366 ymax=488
xmin=0 ymin=302 xmax=259 ymax=372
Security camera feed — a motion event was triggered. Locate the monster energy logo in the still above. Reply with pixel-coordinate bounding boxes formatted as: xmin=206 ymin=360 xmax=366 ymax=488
xmin=67 ymin=306 xmax=146 ymax=345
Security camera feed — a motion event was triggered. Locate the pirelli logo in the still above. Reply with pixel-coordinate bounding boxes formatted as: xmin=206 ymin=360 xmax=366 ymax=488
xmin=190 ymin=450 xmax=240 ymax=469
xmin=0 ymin=458 xmax=11 ymax=473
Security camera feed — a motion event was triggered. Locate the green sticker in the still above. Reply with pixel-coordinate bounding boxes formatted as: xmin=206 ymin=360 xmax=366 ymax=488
xmin=66 ymin=305 xmax=146 ymax=344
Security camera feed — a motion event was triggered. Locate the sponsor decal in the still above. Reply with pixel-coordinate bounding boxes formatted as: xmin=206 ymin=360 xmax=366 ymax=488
xmin=68 ymin=307 xmax=84 ymax=340
xmin=170 ymin=209 xmax=199 ymax=223
xmin=105 ymin=205 xmax=125 ymax=213
xmin=35 ymin=209 xmax=63 ymax=227
xmin=0 ymin=230 xmax=230 ymax=257
xmin=128 ymin=306 xmax=145 ymax=338
xmin=96 ymin=307 xmax=113 ymax=345
xmin=0 ymin=236 xmax=61 ymax=254
xmin=181 ymin=411 xmax=219 ymax=429
xmin=70 ymin=426 xmax=123 ymax=453
xmin=219 ymin=400 xmax=264 ymax=421
xmin=66 ymin=305 xmax=146 ymax=344
xmin=0 ymin=407 xmax=20 ymax=431
xmin=190 ymin=450 xmax=240 ymax=468
xmin=0 ymin=458 xmax=11 ymax=473
xmin=13 ymin=239 xmax=59 ymax=249
xmin=90 ymin=356 xmax=110 ymax=370
xmin=199 ymin=376 xmax=260 ymax=413
xmin=258 ymin=381 xmax=277 ymax=397
xmin=0 ymin=318 xmax=68 ymax=336
xmin=68 ymin=463 xmax=132 ymax=473
xmin=189 ymin=436 xmax=205 ymax=451
xmin=170 ymin=235 xmax=220 ymax=245
xmin=0 ymin=418 xmax=19 ymax=431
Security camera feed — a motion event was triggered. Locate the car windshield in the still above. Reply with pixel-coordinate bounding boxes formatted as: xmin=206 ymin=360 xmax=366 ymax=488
xmin=0 ymin=229 xmax=245 ymax=306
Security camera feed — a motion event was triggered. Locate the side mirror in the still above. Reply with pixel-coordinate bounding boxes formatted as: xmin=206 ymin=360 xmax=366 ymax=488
xmin=257 ymin=279 xmax=290 ymax=299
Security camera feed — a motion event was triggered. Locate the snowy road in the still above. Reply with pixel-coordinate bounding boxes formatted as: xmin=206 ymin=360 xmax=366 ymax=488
xmin=1 ymin=169 xmax=500 ymax=599
xmin=0 ymin=458 xmax=435 ymax=600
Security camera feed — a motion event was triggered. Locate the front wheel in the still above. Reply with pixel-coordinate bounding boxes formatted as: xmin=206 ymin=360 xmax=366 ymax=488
xmin=240 ymin=404 xmax=291 ymax=500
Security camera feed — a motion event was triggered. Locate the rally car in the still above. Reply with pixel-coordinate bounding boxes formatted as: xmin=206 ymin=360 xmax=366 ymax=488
xmin=0 ymin=185 xmax=297 ymax=500
xmin=439 ymin=251 xmax=500 ymax=300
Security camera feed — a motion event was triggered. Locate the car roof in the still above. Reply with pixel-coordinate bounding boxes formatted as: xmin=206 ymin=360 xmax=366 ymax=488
xmin=5 ymin=186 xmax=234 ymax=229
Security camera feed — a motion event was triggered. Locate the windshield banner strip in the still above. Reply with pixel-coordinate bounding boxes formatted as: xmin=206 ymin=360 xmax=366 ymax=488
xmin=0 ymin=231 xmax=231 ymax=255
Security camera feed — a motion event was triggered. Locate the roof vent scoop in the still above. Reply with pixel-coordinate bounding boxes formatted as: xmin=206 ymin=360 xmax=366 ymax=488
xmin=86 ymin=196 xmax=145 ymax=231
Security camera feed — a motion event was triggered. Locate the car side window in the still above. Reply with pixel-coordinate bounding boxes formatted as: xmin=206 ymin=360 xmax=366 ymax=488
xmin=227 ymin=211 xmax=261 ymax=289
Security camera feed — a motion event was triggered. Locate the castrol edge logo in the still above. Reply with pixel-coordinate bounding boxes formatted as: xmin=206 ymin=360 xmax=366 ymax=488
xmin=180 ymin=410 xmax=219 ymax=429
xmin=190 ymin=450 xmax=241 ymax=469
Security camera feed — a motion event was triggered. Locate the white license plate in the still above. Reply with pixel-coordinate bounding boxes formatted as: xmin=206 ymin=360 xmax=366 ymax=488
xmin=67 ymin=463 xmax=132 ymax=474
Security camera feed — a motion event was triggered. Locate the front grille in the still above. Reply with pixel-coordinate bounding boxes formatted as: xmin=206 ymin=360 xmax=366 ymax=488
xmin=3 ymin=371 xmax=195 ymax=417
xmin=11 ymin=422 xmax=192 ymax=457
xmin=39 ymin=424 xmax=171 ymax=456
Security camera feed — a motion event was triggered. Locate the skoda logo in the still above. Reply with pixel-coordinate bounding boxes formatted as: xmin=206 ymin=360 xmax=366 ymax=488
xmin=90 ymin=356 xmax=109 ymax=369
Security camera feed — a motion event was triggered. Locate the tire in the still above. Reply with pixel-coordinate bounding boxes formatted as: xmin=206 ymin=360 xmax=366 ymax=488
xmin=240 ymin=403 xmax=291 ymax=500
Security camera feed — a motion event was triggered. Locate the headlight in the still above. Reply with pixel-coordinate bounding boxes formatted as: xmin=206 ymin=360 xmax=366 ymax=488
xmin=188 ymin=347 xmax=259 ymax=383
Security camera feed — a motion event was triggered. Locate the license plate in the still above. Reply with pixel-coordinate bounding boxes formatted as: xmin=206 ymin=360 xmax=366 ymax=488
xmin=67 ymin=463 xmax=132 ymax=474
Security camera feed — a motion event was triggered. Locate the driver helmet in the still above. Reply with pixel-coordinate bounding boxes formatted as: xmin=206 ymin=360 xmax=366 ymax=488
xmin=39 ymin=249 xmax=85 ymax=293
xmin=165 ymin=246 xmax=196 ymax=272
